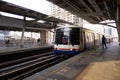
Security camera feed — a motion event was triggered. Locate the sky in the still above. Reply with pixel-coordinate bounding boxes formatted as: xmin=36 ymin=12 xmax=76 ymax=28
xmin=2 ymin=0 xmax=51 ymax=15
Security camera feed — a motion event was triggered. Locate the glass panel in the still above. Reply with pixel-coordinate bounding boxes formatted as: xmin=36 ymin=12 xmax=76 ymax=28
xmin=55 ymin=28 xmax=70 ymax=45
xmin=55 ymin=27 xmax=80 ymax=45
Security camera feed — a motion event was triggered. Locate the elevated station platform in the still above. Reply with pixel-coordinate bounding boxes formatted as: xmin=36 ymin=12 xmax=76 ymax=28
xmin=0 ymin=44 xmax=53 ymax=55
xmin=24 ymin=42 xmax=120 ymax=80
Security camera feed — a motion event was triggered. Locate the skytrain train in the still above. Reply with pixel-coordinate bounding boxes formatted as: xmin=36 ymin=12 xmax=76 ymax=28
xmin=54 ymin=25 xmax=112 ymax=55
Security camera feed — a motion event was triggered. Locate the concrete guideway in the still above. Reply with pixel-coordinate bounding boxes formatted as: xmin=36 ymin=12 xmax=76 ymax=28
xmin=24 ymin=42 xmax=120 ymax=80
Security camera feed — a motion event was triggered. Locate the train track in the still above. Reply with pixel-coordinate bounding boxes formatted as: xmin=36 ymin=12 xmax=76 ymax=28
xmin=0 ymin=47 xmax=69 ymax=80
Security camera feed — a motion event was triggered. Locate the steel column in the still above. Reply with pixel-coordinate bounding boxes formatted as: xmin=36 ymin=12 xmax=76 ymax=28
xmin=116 ymin=0 xmax=120 ymax=45
xmin=20 ymin=16 xmax=26 ymax=47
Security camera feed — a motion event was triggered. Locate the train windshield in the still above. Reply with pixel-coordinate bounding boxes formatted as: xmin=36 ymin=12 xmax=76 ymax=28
xmin=55 ymin=28 xmax=70 ymax=44
xmin=55 ymin=27 xmax=80 ymax=45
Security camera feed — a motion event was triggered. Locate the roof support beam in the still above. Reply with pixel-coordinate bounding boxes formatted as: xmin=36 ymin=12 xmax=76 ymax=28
xmin=79 ymin=0 xmax=93 ymax=12
xmin=79 ymin=0 xmax=101 ymax=21
xmin=63 ymin=0 xmax=83 ymax=13
xmin=88 ymin=0 xmax=101 ymax=11
xmin=88 ymin=0 xmax=105 ymax=20
xmin=99 ymin=23 xmax=116 ymax=28
xmin=25 ymin=27 xmax=48 ymax=31
xmin=25 ymin=19 xmax=39 ymax=27
xmin=75 ymin=11 xmax=105 ymax=17
xmin=103 ymin=0 xmax=111 ymax=19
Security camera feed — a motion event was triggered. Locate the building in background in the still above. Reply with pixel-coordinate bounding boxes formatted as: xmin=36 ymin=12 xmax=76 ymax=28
xmin=104 ymin=26 xmax=112 ymax=35
xmin=0 ymin=30 xmax=9 ymax=35
xmin=0 ymin=30 xmax=9 ymax=40
xmin=51 ymin=4 xmax=83 ymax=26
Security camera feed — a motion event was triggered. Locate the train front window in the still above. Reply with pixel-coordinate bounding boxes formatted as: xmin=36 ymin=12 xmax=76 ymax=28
xmin=70 ymin=28 xmax=80 ymax=45
xmin=55 ymin=28 xmax=70 ymax=44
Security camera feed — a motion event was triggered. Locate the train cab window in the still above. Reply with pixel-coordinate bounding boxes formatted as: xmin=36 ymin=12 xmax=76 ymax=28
xmin=70 ymin=28 xmax=80 ymax=45
xmin=55 ymin=28 xmax=69 ymax=45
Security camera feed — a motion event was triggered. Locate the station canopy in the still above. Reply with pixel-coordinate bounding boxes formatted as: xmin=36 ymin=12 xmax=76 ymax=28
xmin=0 ymin=0 xmax=73 ymax=32
xmin=47 ymin=0 xmax=120 ymax=24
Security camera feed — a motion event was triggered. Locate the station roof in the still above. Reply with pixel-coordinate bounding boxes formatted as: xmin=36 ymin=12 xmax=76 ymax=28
xmin=47 ymin=0 xmax=119 ymax=24
xmin=0 ymin=0 xmax=73 ymax=32
xmin=0 ymin=15 xmax=56 ymax=32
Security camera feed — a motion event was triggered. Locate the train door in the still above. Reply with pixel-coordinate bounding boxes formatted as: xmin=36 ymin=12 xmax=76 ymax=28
xmin=85 ymin=31 xmax=92 ymax=49
xmin=80 ymin=30 xmax=85 ymax=50
xmin=95 ymin=33 xmax=100 ymax=46
xmin=84 ymin=31 xmax=88 ymax=50
xmin=85 ymin=31 xmax=89 ymax=49
xmin=82 ymin=31 xmax=86 ymax=50
xmin=91 ymin=32 xmax=95 ymax=47
xmin=93 ymin=33 xmax=95 ymax=46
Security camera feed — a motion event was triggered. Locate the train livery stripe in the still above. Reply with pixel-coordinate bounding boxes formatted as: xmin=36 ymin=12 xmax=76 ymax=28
xmin=55 ymin=48 xmax=80 ymax=51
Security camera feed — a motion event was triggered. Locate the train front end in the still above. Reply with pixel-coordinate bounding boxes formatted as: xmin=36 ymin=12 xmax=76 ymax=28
xmin=54 ymin=27 xmax=81 ymax=55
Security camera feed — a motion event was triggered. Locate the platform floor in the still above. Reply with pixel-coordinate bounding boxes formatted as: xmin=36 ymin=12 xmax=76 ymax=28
xmin=23 ymin=42 xmax=120 ymax=80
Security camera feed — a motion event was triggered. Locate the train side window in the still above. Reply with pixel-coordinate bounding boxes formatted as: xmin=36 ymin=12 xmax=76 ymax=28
xmin=70 ymin=28 xmax=80 ymax=45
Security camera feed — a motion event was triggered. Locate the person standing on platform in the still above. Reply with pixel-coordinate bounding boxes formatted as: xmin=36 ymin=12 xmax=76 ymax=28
xmin=37 ymin=38 xmax=41 ymax=45
xmin=5 ymin=39 xmax=10 ymax=47
xmin=102 ymin=35 xmax=107 ymax=48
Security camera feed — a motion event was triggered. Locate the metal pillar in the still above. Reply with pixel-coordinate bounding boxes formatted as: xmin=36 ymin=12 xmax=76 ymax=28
xmin=20 ymin=16 xmax=26 ymax=47
xmin=116 ymin=0 xmax=120 ymax=45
